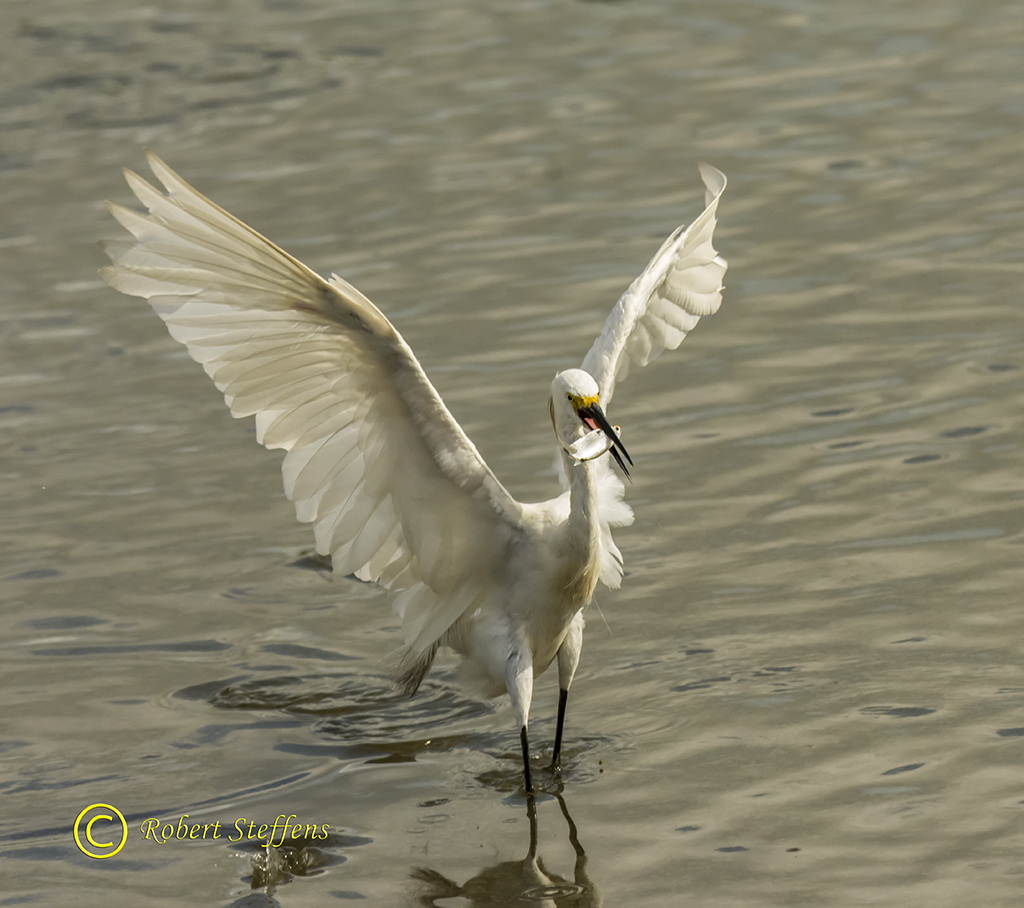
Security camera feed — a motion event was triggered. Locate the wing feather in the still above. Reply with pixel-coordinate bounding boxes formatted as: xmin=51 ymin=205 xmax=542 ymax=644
xmin=101 ymin=150 xmax=526 ymax=655
xmin=581 ymin=163 xmax=728 ymax=405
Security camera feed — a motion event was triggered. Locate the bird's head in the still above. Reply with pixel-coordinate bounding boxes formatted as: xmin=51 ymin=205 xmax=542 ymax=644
xmin=549 ymin=369 xmax=632 ymax=477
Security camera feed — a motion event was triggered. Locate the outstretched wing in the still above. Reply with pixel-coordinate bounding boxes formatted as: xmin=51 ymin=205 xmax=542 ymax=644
xmin=101 ymin=150 xmax=525 ymax=655
xmin=581 ymin=164 xmax=727 ymax=406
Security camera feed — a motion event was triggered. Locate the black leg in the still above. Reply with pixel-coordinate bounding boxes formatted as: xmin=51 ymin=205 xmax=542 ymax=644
xmin=551 ymin=687 xmax=569 ymax=771
xmin=520 ymin=725 xmax=533 ymax=792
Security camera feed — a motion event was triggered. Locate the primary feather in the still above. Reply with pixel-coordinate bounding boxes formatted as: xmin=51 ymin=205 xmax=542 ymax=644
xmin=581 ymin=163 xmax=727 ymax=406
xmin=103 ymin=151 xmax=526 ymax=662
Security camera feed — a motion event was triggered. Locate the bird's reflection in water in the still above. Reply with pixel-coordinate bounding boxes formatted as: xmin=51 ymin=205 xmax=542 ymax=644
xmin=412 ymin=790 xmax=600 ymax=907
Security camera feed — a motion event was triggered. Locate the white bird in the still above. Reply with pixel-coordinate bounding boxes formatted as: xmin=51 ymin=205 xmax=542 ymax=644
xmin=101 ymin=152 xmax=727 ymax=791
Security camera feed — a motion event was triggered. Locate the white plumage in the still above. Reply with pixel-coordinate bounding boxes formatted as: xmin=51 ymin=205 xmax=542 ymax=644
xmin=101 ymin=152 xmax=727 ymax=790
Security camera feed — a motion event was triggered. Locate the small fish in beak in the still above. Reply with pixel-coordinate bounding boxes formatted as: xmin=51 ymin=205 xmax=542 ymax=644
xmin=576 ymin=403 xmax=633 ymax=479
xmin=566 ymin=426 xmax=615 ymax=463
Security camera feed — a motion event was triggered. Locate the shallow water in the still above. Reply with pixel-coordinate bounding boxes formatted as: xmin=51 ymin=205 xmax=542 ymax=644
xmin=3 ymin=0 xmax=1024 ymax=904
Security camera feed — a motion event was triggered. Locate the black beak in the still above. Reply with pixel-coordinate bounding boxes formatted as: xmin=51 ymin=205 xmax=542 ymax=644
xmin=578 ymin=404 xmax=633 ymax=479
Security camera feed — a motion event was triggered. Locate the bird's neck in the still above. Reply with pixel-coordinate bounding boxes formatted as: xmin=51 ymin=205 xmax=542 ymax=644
xmin=567 ymin=451 xmax=598 ymax=514
xmin=560 ymin=451 xmax=601 ymax=601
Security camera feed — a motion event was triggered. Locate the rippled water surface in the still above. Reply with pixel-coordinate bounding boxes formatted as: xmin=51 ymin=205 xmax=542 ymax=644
xmin=3 ymin=0 xmax=1024 ymax=904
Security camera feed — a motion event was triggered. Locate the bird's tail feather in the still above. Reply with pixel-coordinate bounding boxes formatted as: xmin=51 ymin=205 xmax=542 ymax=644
xmin=386 ymin=643 xmax=439 ymax=697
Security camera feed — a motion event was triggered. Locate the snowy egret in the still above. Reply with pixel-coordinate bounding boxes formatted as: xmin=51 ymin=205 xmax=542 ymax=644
xmin=101 ymin=152 xmax=727 ymax=791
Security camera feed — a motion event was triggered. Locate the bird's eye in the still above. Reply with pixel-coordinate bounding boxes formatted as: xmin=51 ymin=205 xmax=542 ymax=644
xmin=566 ymin=393 xmax=573 ymax=401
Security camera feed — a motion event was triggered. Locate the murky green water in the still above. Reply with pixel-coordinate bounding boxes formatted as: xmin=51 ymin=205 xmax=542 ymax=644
xmin=3 ymin=0 xmax=1023 ymax=904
